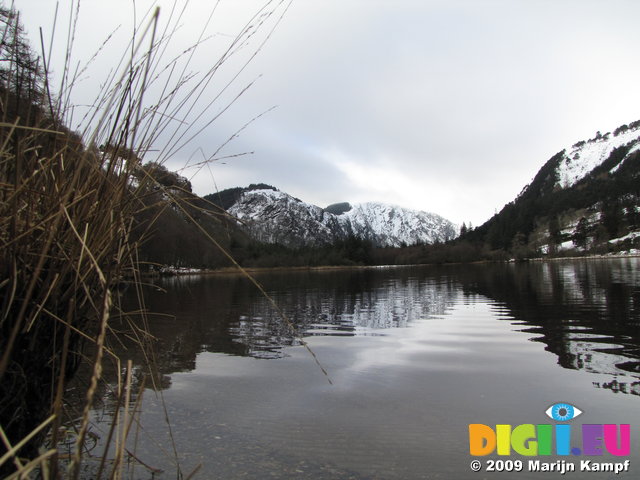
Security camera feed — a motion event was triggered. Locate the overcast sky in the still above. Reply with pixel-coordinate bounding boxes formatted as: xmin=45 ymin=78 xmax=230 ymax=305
xmin=18 ymin=0 xmax=640 ymax=226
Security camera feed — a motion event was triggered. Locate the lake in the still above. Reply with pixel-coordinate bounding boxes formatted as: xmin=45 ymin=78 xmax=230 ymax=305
xmin=75 ymin=258 xmax=640 ymax=479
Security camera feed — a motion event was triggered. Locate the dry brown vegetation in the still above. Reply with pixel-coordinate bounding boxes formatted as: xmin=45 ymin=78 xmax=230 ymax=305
xmin=0 ymin=1 xmax=295 ymax=478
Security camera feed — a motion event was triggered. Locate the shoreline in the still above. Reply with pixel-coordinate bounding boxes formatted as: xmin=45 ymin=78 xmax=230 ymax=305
xmin=153 ymin=263 xmax=401 ymax=277
xmin=527 ymin=251 xmax=640 ymax=263
xmin=151 ymin=251 xmax=640 ymax=278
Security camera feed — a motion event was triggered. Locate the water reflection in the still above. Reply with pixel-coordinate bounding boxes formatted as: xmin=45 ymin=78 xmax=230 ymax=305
xmin=74 ymin=259 xmax=640 ymax=479
xmin=121 ymin=268 xmax=458 ymax=362
xmin=229 ymin=272 xmax=457 ymax=358
xmin=457 ymin=258 xmax=640 ymax=394
xmin=117 ymin=259 xmax=640 ymax=394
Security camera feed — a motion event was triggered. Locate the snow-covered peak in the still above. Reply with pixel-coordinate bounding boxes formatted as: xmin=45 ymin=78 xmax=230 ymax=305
xmin=238 ymin=188 xmax=295 ymax=205
xmin=225 ymin=188 xmax=457 ymax=248
xmin=556 ymin=124 xmax=640 ymax=188
xmin=347 ymin=201 xmax=438 ymax=216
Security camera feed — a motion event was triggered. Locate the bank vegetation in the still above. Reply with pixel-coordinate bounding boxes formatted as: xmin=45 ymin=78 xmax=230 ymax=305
xmin=0 ymin=2 xmax=293 ymax=478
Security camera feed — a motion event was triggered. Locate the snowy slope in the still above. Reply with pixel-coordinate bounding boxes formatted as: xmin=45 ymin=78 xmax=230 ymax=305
xmin=339 ymin=202 xmax=457 ymax=247
xmin=502 ymin=119 xmax=640 ymax=255
xmin=228 ymin=189 xmax=341 ymax=247
xmin=227 ymin=188 xmax=457 ymax=248
xmin=556 ymin=123 xmax=640 ymax=188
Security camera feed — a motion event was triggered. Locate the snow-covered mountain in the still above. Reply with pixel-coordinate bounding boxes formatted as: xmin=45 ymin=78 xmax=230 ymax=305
xmin=467 ymin=118 xmax=640 ymax=254
xmin=225 ymin=187 xmax=457 ymax=248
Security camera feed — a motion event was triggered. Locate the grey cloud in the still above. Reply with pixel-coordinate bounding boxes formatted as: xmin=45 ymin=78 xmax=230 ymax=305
xmin=18 ymin=0 xmax=640 ymax=225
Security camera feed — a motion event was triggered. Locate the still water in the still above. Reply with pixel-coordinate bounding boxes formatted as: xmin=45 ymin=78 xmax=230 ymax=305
xmin=93 ymin=259 xmax=640 ymax=479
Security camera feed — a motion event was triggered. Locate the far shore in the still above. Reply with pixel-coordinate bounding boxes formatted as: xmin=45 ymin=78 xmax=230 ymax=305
xmin=147 ymin=251 xmax=640 ymax=278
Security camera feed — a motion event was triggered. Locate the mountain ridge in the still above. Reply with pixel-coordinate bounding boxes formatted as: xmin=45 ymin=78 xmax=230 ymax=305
xmin=206 ymin=186 xmax=458 ymax=248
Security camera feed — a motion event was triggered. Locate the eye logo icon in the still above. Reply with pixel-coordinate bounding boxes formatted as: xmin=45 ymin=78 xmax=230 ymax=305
xmin=545 ymin=403 xmax=582 ymax=422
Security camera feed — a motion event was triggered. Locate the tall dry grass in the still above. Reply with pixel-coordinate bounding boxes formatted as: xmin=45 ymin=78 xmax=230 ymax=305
xmin=0 ymin=1 xmax=295 ymax=478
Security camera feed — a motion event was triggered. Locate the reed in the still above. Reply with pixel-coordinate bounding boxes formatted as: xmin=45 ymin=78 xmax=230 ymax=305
xmin=0 ymin=1 xmax=294 ymax=477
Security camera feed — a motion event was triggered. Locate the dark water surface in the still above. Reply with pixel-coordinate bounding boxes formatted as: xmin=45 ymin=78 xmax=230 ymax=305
xmin=92 ymin=259 xmax=640 ymax=479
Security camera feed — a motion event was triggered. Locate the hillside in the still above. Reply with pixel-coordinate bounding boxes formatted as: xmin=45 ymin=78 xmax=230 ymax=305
xmin=464 ymin=119 xmax=640 ymax=257
xmin=132 ymin=163 xmax=249 ymax=270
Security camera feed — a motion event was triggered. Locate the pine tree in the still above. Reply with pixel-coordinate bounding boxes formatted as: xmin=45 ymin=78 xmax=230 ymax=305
xmin=0 ymin=7 xmax=45 ymax=114
xmin=602 ymin=200 xmax=622 ymax=239
xmin=573 ymin=217 xmax=588 ymax=249
xmin=548 ymin=215 xmax=562 ymax=249
xmin=623 ymin=198 xmax=639 ymax=229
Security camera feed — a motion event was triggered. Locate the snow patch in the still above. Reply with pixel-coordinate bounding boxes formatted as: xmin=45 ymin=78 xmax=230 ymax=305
xmin=609 ymin=231 xmax=640 ymax=245
xmin=556 ymin=127 xmax=640 ymax=188
xmin=558 ymin=240 xmax=576 ymax=251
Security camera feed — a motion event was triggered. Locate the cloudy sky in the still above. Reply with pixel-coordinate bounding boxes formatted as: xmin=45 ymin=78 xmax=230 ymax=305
xmin=18 ymin=0 xmax=640 ymax=226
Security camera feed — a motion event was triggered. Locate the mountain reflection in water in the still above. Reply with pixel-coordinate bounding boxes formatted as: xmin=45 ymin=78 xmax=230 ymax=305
xmin=459 ymin=259 xmax=640 ymax=394
xmin=118 ymin=259 xmax=640 ymax=394
xmin=121 ymin=268 xmax=457 ymax=362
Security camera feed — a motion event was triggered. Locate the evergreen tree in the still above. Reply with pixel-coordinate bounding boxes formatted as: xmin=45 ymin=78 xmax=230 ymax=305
xmin=623 ymin=198 xmax=639 ymax=229
xmin=548 ymin=215 xmax=562 ymax=250
xmin=602 ymin=200 xmax=622 ymax=239
xmin=0 ymin=7 xmax=46 ymax=120
xmin=594 ymin=224 xmax=609 ymax=246
xmin=573 ymin=217 xmax=588 ymax=249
